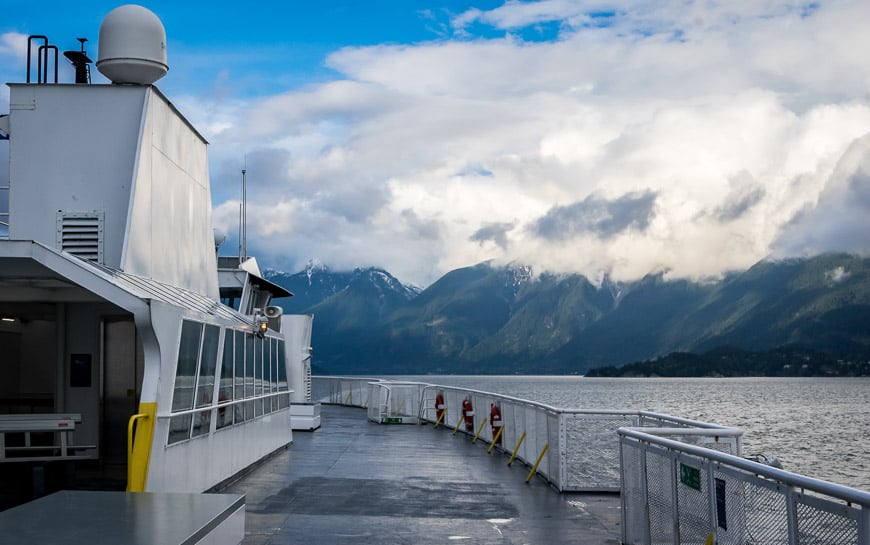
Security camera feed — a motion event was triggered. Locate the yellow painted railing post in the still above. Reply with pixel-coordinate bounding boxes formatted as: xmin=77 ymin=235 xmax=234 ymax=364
xmin=434 ymin=410 xmax=446 ymax=428
xmin=343 ymin=391 xmax=352 ymax=405
xmin=508 ymin=431 xmax=526 ymax=466
xmin=525 ymin=443 xmax=549 ymax=483
xmin=704 ymin=533 xmax=715 ymax=545
xmin=452 ymin=416 xmax=463 ymax=435
xmin=472 ymin=417 xmax=488 ymax=443
xmin=487 ymin=425 xmax=504 ymax=454
xmin=126 ymin=402 xmax=156 ymax=492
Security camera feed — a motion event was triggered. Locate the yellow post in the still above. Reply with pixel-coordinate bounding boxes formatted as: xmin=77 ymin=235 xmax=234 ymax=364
xmin=508 ymin=431 xmax=526 ymax=466
xmin=472 ymin=417 xmax=488 ymax=443
xmin=525 ymin=443 xmax=549 ymax=483
xmin=127 ymin=402 xmax=156 ymax=492
xmin=487 ymin=425 xmax=505 ymax=454
xmin=343 ymin=391 xmax=352 ymax=405
xmin=363 ymin=398 xmax=368 ymax=409
xmin=704 ymin=533 xmax=715 ymax=545
xmin=434 ymin=410 xmax=446 ymax=428
xmin=452 ymin=416 xmax=464 ymax=435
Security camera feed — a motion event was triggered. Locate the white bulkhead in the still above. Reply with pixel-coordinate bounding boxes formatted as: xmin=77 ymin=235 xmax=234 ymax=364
xmin=7 ymin=83 xmax=218 ymax=299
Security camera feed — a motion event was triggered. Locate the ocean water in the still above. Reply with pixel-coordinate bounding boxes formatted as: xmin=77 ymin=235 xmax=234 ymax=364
xmin=390 ymin=375 xmax=870 ymax=491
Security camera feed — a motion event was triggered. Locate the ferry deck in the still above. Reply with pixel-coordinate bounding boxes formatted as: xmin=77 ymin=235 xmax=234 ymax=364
xmin=224 ymin=404 xmax=622 ymax=544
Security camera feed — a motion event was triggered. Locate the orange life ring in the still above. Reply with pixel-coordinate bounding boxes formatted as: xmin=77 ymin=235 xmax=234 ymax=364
xmin=462 ymin=398 xmax=474 ymax=432
xmin=490 ymin=403 xmax=502 ymax=445
xmin=435 ymin=392 xmax=446 ymax=422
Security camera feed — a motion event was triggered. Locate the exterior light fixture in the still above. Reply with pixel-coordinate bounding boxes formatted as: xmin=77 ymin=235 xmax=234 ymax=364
xmin=253 ymin=313 xmax=269 ymax=338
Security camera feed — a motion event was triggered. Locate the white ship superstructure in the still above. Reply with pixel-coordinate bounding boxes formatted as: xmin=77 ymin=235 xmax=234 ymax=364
xmin=0 ymin=5 xmax=306 ymax=497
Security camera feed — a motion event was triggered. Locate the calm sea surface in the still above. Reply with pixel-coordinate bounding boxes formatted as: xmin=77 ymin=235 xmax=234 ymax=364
xmin=387 ymin=375 xmax=870 ymax=491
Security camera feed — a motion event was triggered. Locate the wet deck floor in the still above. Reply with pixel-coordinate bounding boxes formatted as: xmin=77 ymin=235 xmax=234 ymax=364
xmin=222 ymin=405 xmax=622 ymax=544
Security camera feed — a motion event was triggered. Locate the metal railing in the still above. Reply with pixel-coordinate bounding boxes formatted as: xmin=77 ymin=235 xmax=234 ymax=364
xmin=619 ymin=427 xmax=870 ymax=545
xmin=312 ymin=376 xmax=375 ymax=408
xmin=313 ymin=376 xmax=740 ymax=492
xmin=314 ymin=376 xmax=869 ymax=542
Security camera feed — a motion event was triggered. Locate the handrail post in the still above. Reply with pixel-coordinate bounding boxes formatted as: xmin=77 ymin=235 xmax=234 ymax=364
xmin=487 ymin=425 xmax=504 ymax=453
xmin=452 ymin=415 xmax=463 ymax=435
xmin=472 ymin=417 xmax=488 ymax=443
xmin=508 ymin=431 xmax=526 ymax=466
xmin=526 ymin=443 xmax=549 ymax=483
xmin=127 ymin=413 xmax=148 ymax=492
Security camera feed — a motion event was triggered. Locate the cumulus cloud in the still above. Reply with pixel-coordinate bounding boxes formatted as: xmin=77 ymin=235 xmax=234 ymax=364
xmin=186 ymin=0 xmax=870 ymax=286
xmin=772 ymin=132 xmax=870 ymax=257
xmin=0 ymin=32 xmax=26 ymax=60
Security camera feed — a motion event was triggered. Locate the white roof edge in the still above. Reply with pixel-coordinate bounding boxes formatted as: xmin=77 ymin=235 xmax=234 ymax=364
xmin=0 ymin=239 xmax=150 ymax=314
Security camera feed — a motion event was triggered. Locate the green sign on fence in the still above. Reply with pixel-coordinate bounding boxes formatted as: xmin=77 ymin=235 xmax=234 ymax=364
xmin=680 ymin=463 xmax=702 ymax=491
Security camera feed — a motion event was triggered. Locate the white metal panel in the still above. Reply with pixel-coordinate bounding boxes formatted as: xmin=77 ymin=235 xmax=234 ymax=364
xmin=147 ymin=409 xmax=292 ymax=493
xmin=7 ymin=84 xmax=146 ymax=266
xmin=123 ymin=89 xmax=218 ymax=298
xmin=282 ymin=314 xmax=314 ymax=403
xmin=7 ymin=84 xmax=219 ymax=298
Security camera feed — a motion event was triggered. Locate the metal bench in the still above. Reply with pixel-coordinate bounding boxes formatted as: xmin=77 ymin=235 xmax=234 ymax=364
xmin=0 ymin=414 xmax=97 ymax=462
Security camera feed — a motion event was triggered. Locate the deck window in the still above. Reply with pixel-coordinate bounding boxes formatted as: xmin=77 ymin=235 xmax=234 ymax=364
xmin=266 ymin=338 xmax=275 ymax=413
xmin=244 ymin=334 xmax=255 ymax=420
xmin=192 ymin=324 xmax=220 ymax=437
xmin=276 ymin=340 xmax=288 ymax=409
xmin=254 ymin=336 xmax=263 ymax=417
xmin=168 ymin=324 xmax=291 ymax=444
xmin=216 ymin=329 xmax=234 ymax=430
xmin=168 ymin=320 xmax=202 ymax=444
xmin=233 ymin=330 xmax=244 ymax=412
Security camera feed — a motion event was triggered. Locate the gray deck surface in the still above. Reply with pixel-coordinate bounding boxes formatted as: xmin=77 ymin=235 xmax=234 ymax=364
xmin=224 ymin=405 xmax=622 ymax=544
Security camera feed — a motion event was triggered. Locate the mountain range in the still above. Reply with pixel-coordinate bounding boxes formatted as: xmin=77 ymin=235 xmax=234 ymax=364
xmin=265 ymin=254 xmax=870 ymax=375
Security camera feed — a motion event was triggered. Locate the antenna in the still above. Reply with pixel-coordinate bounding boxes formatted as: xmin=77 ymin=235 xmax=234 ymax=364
xmin=241 ymin=167 xmax=247 ymax=262
xmin=63 ymin=38 xmax=93 ymax=84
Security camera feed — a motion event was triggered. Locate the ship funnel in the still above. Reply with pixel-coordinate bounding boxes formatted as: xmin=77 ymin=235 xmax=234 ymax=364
xmin=96 ymin=4 xmax=168 ymax=85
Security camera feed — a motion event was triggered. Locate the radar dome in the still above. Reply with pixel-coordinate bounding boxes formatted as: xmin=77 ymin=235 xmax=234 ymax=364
xmin=96 ymin=5 xmax=168 ymax=85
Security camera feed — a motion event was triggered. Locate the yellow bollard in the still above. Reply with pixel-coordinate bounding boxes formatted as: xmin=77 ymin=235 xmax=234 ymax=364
xmin=343 ymin=391 xmax=352 ymax=405
xmin=704 ymin=533 xmax=714 ymax=545
xmin=472 ymin=417 xmax=488 ymax=443
xmin=487 ymin=425 xmax=505 ymax=454
xmin=452 ymin=416 xmax=464 ymax=435
xmin=434 ymin=410 xmax=446 ymax=428
xmin=525 ymin=443 xmax=549 ymax=483
xmin=508 ymin=431 xmax=526 ymax=466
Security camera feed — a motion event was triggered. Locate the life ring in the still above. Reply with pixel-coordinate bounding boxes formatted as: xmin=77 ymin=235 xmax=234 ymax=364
xmin=490 ymin=403 xmax=502 ymax=445
xmin=462 ymin=398 xmax=474 ymax=432
xmin=435 ymin=392 xmax=446 ymax=422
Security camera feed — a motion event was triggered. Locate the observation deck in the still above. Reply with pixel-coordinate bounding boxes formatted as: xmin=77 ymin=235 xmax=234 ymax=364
xmin=224 ymin=404 xmax=622 ymax=544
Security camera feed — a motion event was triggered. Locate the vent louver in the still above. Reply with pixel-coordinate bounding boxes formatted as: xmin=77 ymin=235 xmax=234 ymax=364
xmin=57 ymin=211 xmax=104 ymax=263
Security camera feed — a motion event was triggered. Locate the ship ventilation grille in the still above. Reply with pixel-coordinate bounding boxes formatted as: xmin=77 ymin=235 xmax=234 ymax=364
xmin=57 ymin=211 xmax=104 ymax=263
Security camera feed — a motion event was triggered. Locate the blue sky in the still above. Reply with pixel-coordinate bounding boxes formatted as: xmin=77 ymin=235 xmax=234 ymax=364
xmin=3 ymin=1 xmax=870 ymax=286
